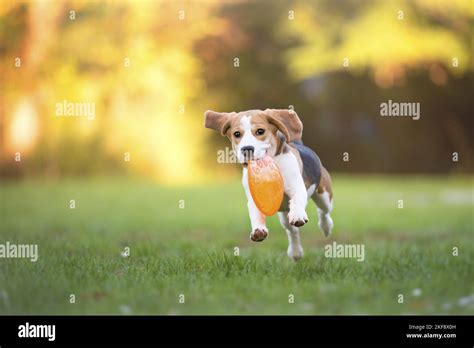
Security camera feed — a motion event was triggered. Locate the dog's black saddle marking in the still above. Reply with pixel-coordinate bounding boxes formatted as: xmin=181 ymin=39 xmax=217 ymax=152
xmin=292 ymin=140 xmax=321 ymax=189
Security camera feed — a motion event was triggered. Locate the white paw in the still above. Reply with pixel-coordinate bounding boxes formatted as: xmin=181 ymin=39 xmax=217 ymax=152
xmin=250 ymin=227 xmax=269 ymax=242
xmin=287 ymin=244 xmax=304 ymax=261
xmin=318 ymin=214 xmax=333 ymax=237
xmin=288 ymin=209 xmax=308 ymax=227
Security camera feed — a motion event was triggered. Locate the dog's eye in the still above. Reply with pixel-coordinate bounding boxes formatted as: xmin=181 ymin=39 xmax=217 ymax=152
xmin=233 ymin=131 xmax=241 ymax=138
xmin=256 ymin=128 xmax=265 ymax=135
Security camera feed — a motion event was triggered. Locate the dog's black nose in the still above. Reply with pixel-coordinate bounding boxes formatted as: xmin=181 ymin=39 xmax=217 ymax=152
xmin=241 ymin=146 xmax=255 ymax=157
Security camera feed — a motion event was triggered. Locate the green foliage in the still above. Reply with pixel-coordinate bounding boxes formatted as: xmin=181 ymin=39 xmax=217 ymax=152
xmin=280 ymin=0 xmax=472 ymax=79
xmin=1 ymin=1 xmax=472 ymax=180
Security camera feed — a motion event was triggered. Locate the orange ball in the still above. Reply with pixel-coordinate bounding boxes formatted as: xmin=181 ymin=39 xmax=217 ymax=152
xmin=248 ymin=155 xmax=284 ymax=216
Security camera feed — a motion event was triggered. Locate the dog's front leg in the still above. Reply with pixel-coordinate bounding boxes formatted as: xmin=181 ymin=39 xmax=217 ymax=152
xmin=242 ymin=167 xmax=268 ymax=242
xmin=276 ymin=153 xmax=309 ymax=227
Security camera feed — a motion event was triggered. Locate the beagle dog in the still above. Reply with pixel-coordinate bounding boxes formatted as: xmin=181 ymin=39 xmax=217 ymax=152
xmin=204 ymin=108 xmax=333 ymax=261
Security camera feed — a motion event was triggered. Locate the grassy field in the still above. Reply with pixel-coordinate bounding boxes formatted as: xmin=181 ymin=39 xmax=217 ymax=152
xmin=0 ymin=175 xmax=473 ymax=315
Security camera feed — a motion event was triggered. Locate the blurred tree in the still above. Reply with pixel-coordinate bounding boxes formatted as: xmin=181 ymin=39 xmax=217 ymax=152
xmin=198 ymin=0 xmax=473 ymax=174
xmin=0 ymin=1 xmax=224 ymax=183
xmin=0 ymin=0 xmax=472 ymax=182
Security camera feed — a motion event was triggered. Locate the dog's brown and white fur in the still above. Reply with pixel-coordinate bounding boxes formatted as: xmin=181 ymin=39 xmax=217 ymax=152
xmin=205 ymin=108 xmax=333 ymax=261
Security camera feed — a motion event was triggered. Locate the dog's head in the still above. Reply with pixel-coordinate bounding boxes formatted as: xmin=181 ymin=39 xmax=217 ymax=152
xmin=204 ymin=108 xmax=303 ymax=164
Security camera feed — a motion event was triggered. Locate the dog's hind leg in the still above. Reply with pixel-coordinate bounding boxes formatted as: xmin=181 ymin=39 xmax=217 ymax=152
xmin=278 ymin=212 xmax=303 ymax=261
xmin=312 ymin=166 xmax=334 ymax=237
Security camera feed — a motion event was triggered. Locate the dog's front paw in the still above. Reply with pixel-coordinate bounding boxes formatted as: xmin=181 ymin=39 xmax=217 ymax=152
xmin=288 ymin=209 xmax=308 ymax=227
xmin=250 ymin=228 xmax=268 ymax=242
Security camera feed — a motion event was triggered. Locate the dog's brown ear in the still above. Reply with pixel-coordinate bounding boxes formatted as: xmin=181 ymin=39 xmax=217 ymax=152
xmin=204 ymin=110 xmax=234 ymax=136
xmin=264 ymin=109 xmax=303 ymax=142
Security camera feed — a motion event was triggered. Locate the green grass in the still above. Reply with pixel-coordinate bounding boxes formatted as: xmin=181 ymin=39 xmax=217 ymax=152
xmin=0 ymin=175 xmax=473 ymax=315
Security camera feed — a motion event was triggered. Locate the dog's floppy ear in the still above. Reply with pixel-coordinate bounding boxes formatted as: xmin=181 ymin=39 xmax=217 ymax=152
xmin=264 ymin=109 xmax=303 ymax=142
xmin=204 ymin=110 xmax=235 ymax=136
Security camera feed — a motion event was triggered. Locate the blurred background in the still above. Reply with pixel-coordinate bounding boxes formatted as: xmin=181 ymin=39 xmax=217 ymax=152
xmin=1 ymin=0 xmax=473 ymax=316
xmin=1 ymin=0 xmax=472 ymax=184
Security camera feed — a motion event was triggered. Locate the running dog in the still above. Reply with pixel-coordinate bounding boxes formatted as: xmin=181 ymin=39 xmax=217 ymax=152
xmin=204 ymin=108 xmax=333 ymax=261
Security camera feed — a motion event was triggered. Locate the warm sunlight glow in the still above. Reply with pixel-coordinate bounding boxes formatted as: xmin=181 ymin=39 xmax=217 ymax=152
xmin=8 ymin=99 xmax=39 ymax=153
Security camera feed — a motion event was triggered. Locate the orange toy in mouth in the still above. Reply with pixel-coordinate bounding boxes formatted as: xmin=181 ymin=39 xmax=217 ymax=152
xmin=248 ymin=155 xmax=284 ymax=216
